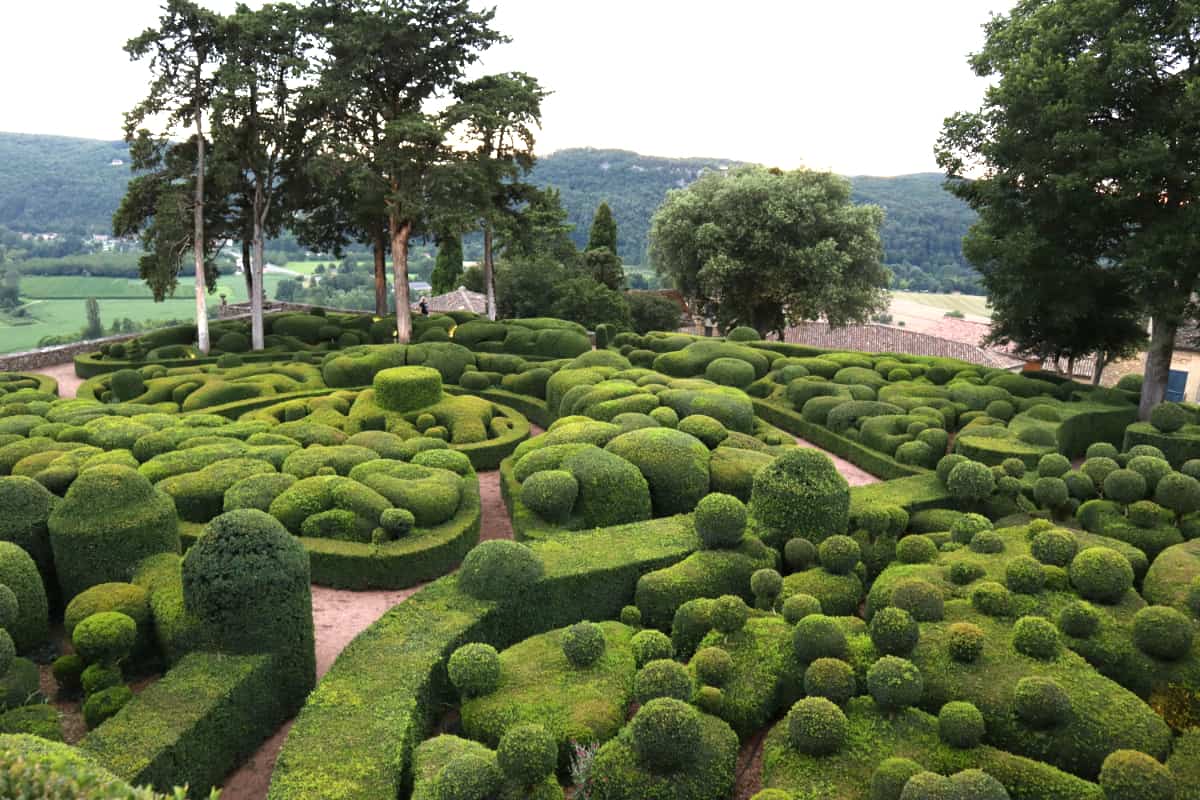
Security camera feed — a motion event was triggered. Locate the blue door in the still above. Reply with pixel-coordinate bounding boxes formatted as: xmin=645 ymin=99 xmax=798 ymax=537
xmin=1166 ymin=369 xmax=1188 ymax=402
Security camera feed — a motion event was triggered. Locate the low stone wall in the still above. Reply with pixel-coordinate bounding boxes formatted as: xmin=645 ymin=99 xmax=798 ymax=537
xmin=0 ymin=333 xmax=144 ymax=372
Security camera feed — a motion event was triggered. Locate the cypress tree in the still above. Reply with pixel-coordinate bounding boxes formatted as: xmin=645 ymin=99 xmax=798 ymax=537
xmin=587 ymin=201 xmax=618 ymax=253
xmin=431 ymin=234 xmax=465 ymax=295
xmin=83 ymin=298 xmax=104 ymax=340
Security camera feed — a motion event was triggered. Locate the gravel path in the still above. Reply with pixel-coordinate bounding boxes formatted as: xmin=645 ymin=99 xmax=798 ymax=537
xmin=33 ymin=362 xmax=83 ymax=399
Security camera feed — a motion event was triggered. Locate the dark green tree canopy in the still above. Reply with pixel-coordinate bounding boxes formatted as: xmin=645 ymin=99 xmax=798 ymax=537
xmin=649 ymin=166 xmax=888 ymax=337
xmin=587 ymin=201 xmax=618 ymax=253
xmin=431 ymin=233 xmax=464 ymax=294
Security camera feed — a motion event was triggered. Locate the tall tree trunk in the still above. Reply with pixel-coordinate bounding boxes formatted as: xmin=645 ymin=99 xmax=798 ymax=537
xmin=1139 ymin=314 xmax=1179 ymax=420
xmin=390 ymin=215 xmax=413 ymax=343
xmin=1092 ymin=352 xmax=1106 ymax=386
xmin=483 ymin=222 xmax=496 ymax=320
xmin=193 ymin=101 xmax=210 ymax=355
xmin=250 ymin=181 xmax=266 ymax=351
xmin=373 ymin=230 xmax=387 ymax=317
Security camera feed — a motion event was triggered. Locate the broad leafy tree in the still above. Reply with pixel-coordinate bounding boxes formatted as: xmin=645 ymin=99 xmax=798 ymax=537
xmin=650 ymin=166 xmax=888 ymax=337
xmin=124 ymin=0 xmax=224 ymax=354
xmin=937 ymin=0 xmax=1200 ymax=417
xmin=494 ymin=185 xmax=578 ymax=265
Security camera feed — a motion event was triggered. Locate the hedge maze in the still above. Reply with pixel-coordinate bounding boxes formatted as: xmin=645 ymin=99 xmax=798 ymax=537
xmin=2 ymin=316 xmax=1198 ymax=800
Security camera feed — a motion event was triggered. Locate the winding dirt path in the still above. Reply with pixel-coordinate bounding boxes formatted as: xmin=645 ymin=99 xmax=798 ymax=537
xmin=34 ymin=362 xmax=83 ymax=399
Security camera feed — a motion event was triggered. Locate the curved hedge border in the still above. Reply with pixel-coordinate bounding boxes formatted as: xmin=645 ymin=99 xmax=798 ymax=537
xmin=0 ymin=372 xmax=58 ymax=397
xmin=1124 ymin=421 xmax=1200 ymax=468
xmin=267 ymin=515 xmax=699 ymax=800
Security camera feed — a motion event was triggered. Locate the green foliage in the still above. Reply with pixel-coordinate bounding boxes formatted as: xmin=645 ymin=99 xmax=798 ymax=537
xmin=561 ymin=621 xmax=606 ymax=667
xmin=787 ymin=696 xmax=848 ymax=755
xmin=1011 ymin=616 xmax=1060 ymax=660
xmin=605 ymin=427 xmax=709 ymax=516
xmin=448 ymin=643 xmax=501 ymax=698
xmin=374 ymin=366 xmax=443 ymax=413
xmin=869 ymin=606 xmax=919 ymax=656
xmin=630 ymin=630 xmax=673 ymax=668
xmin=496 ymin=723 xmax=556 ymax=786
xmin=1069 ymin=546 xmax=1134 ymax=604
xmin=804 ymin=658 xmax=856 ymax=706
xmin=0 ymin=541 xmax=48 ymax=651
xmin=866 ymin=656 xmax=923 ymax=710
xmin=1131 ymin=605 xmax=1193 ymax=661
xmin=634 ymin=658 xmax=693 ymax=704
xmin=458 ymin=540 xmax=543 ymax=602
xmin=819 ymin=534 xmax=861 ymax=575
xmin=520 ymin=469 xmax=578 ymax=523
xmin=947 ymin=622 xmax=985 ymax=663
xmin=73 ymin=611 xmax=137 ymax=665
xmin=938 ymin=701 xmax=985 ymax=749
xmin=792 ymin=614 xmax=847 ymax=663
xmin=750 ymin=448 xmax=850 ymax=547
xmin=1013 ymin=676 xmax=1070 ymax=730
xmin=1099 ymin=750 xmax=1175 ymax=800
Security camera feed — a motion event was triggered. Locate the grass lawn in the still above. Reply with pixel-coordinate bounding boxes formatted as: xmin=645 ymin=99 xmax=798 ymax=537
xmin=890 ymin=291 xmax=991 ymax=318
xmin=282 ymin=260 xmax=340 ymax=275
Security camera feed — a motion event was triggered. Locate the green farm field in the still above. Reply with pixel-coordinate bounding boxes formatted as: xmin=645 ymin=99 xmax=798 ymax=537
xmin=889 ymin=291 xmax=991 ymax=318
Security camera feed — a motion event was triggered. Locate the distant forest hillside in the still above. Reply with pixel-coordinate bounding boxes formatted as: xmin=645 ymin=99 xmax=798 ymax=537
xmin=0 ymin=133 xmax=980 ymax=292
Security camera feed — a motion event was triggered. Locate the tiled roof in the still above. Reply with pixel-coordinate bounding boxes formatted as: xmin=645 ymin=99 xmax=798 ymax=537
xmin=419 ymin=287 xmax=487 ymax=315
xmin=775 ymin=322 xmax=1025 ymax=369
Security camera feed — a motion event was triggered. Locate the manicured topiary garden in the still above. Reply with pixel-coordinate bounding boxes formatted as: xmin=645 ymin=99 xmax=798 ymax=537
xmin=1 ymin=317 xmax=1197 ymax=800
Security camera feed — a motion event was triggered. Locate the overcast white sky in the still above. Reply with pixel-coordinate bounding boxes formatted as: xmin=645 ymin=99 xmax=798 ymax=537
xmin=0 ymin=0 xmax=1010 ymax=175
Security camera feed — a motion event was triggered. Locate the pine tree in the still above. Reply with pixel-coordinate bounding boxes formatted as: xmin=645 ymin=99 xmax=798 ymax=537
xmin=431 ymin=234 xmax=464 ymax=294
xmin=587 ymin=201 xmax=618 ymax=253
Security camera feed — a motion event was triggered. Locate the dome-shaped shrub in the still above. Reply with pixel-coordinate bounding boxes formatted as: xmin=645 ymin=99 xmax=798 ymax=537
xmin=448 ymin=642 xmax=500 ymax=697
xmin=458 ymin=540 xmax=543 ymax=602
xmin=1005 ymin=556 xmax=1046 ymax=595
xmin=819 ymin=535 xmax=861 ymax=575
xmin=750 ymin=448 xmax=850 ymax=545
xmin=985 ymin=400 xmax=1014 ymax=421
xmin=520 ymin=469 xmax=579 ymax=523
xmin=949 ymin=770 xmax=1009 ymax=800
xmin=787 ymin=696 xmax=848 ymax=755
xmin=497 ymin=723 xmax=556 ymax=786
xmin=677 ymin=414 xmax=729 ymax=449
xmin=1150 ymin=402 xmax=1189 ymax=433
xmin=1099 ymin=750 xmax=1176 ymax=800
xmin=72 ymin=611 xmax=136 ymax=665
xmin=1058 ymin=601 xmax=1100 ymax=638
xmin=784 ymin=537 xmax=817 ymax=571
xmin=804 ymin=658 xmax=855 ymax=706
xmin=783 ymin=593 xmax=822 ymax=625
xmin=946 ymin=461 xmax=995 ymax=503
xmin=1069 ymin=547 xmax=1134 ymax=603
xmin=0 ymin=628 xmax=14 ymax=675
xmin=694 ymin=492 xmax=747 ymax=549
xmin=867 ymin=656 xmax=923 ymax=710
xmin=692 ymin=646 xmax=733 ymax=687
xmin=950 ymin=513 xmax=992 ymax=545
xmin=706 ymin=357 xmax=755 ymax=388
xmin=1012 ymin=616 xmax=1060 ymax=660
xmin=751 ymin=568 xmax=783 ymax=608
xmin=890 ymin=579 xmax=944 ymax=622
xmin=1031 ymin=529 xmax=1077 ymax=567
xmin=435 ymin=752 xmax=502 ymax=800
xmin=379 ymin=507 xmax=415 ymax=539
xmin=895 ymin=440 xmax=935 ymax=468
xmin=896 ymin=535 xmax=937 ymax=564
xmin=869 ymin=607 xmax=919 ymax=656
xmin=630 ymin=697 xmax=702 ymax=772
xmin=635 ymin=658 xmax=693 ymax=704
xmin=726 ymin=326 xmax=760 ymax=342
xmin=1127 ymin=456 xmax=1172 ymax=494
xmin=711 ymin=594 xmax=749 ymax=635
xmin=1154 ymin=471 xmax=1200 ymax=516
xmin=870 ymin=758 xmax=925 ymax=800
xmin=605 ymin=427 xmax=711 ymax=516
xmin=1037 ymin=453 xmax=1070 ymax=479
xmin=1001 ymin=457 xmax=1026 ymax=478
xmin=899 ymin=771 xmax=957 ymax=800
xmin=969 ymin=530 xmax=1004 ymax=554
xmin=1132 ymin=605 xmax=1194 ymax=661
xmin=630 ymin=629 xmax=673 ymax=668
xmin=1013 ymin=676 xmax=1070 ymax=729
xmin=793 ymin=614 xmax=847 ymax=663
xmin=1104 ymin=469 xmax=1147 ymax=505
xmin=83 ymin=684 xmax=133 ymax=730
xmin=619 ymin=605 xmax=642 ymax=627
xmin=971 ymin=581 xmax=1011 ymax=617
xmin=948 ymin=622 xmax=985 ymax=662
xmin=949 ymin=562 xmax=985 ymax=586
xmin=938 ymin=701 xmax=985 ymax=749
xmin=936 ymin=454 xmax=969 ymax=484
xmin=562 ymin=621 xmax=606 ymax=667
xmin=1033 ymin=477 xmax=1069 ymax=510
xmin=1081 ymin=456 xmax=1120 ymax=488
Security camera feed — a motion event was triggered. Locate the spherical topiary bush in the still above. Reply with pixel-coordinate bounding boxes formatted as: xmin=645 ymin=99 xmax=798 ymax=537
xmin=870 ymin=757 xmax=925 ymax=800
xmin=1005 ymin=556 xmax=1047 ymax=595
xmin=48 ymin=464 xmax=179 ymax=601
xmin=867 ymin=656 xmax=923 ymax=710
xmin=895 ymin=535 xmax=937 ymax=565
xmin=946 ymin=460 xmax=996 ymax=504
xmin=706 ymin=357 xmax=755 ymax=388
xmin=1036 ymin=453 xmax=1070 ymax=479
xmin=1064 ymin=470 xmax=1099 ymax=501
xmin=793 ymin=614 xmax=847 ymax=663
xmin=950 ymin=513 xmax=992 ymax=545
xmin=1099 ymin=750 xmax=1176 ymax=800
xmin=1001 ymin=457 xmax=1026 ymax=478
xmin=1128 ymin=456 xmax=1173 ymax=495
xmin=938 ymin=701 xmax=985 ymax=749
xmin=630 ymin=629 xmax=673 ymax=668
xmin=448 ymin=642 xmax=500 ymax=697
xmin=948 ymin=622 xmax=985 ymax=662
xmin=692 ymin=646 xmax=733 ymax=687
xmin=751 ymin=568 xmax=783 ymax=609
xmin=895 ymin=440 xmax=935 ymax=468
xmin=561 ymin=621 xmax=607 ymax=668
xmin=898 ymin=771 xmax=957 ymax=800
xmin=1081 ymin=456 xmax=1120 ymax=490
xmin=435 ymin=752 xmax=502 ymax=800
xmin=969 ymin=530 xmax=1005 ymax=554
xmin=1031 ymin=528 xmax=1077 ymax=567
xmin=677 ymin=414 xmax=729 ymax=448
xmin=605 ymin=427 xmax=711 ymax=516
xmin=1154 ymin=471 xmax=1200 ymax=516
xmin=890 ymin=579 xmax=944 ymax=622
xmin=1013 ymin=676 xmax=1070 ymax=729
xmin=870 ymin=607 xmax=919 ymax=656
xmin=1069 ymin=547 xmax=1134 ymax=604
xmin=985 ymin=400 xmax=1014 ymax=421
xmin=971 ymin=581 xmax=1012 ymax=617
xmin=630 ymin=697 xmax=702 ymax=772
xmin=819 ymin=535 xmax=861 ymax=575
xmin=783 ymin=593 xmax=822 ymax=625
xmin=0 ymin=585 xmax=16 ymax=632
xmin=379 ymin=507 xmax=415 ymax=539
xmin=1132 ymin=605 xmax=1194 ymax=661
xmin=1150 ymin=401 xmax=1189 ymax=433
xmin=1033 ymin=477 xmax=1069 ymax=511
xmin=1058 ymin=601 xmax=1101 ymax=638
xmin=1104 ymin=469 xmax=1148 ymax=505
xmin=497 ymin=723 xmax=556 ymax=786
xmin=949 ymin=770 xmax=1010 ymax=800
xmin=458 ymin=540 xmax=543 ymax=602
xmin=1182 ymin=459 xmax=1200 ymax=480
xmin=71 ymin=611 xmax=136 ymax=665
xmin=711 ymin=594 xmax=749 ymax=635
xmin=620 ymin=605 xmax=642 ymax=627
xmin=1127 ymin=500 xmax=1169 ymax=529
xmin=750 ymin=448 xmax=850 ymax=546
xmin=373 ymin=365 xmax=443 ymax=412
xmin=1012 ymin=616 xmax=1060 ymax=660
xmin=635 ymin=658 xmax=693 ymax=704
xmin=936 ymin=454 xmax=969 ymax=484
xmin=83 ymin=684 xmax=133 ymax=730
xmin=949 ymin=561 xmax=985 ymax=586
xmin=804 ymin=658 xmax=856 ymax=705
xmin=784 ymin=537 xmax=817 ymax=571
xmin=694 ymin=492 xmax=747 ymax=549
xmin=0 ymin=628 xmax=14 ymax=675
xmin=520 ymin=469 xmax=578 ymax=523
xmin=786 ymin=696 xmax=848 ymax=756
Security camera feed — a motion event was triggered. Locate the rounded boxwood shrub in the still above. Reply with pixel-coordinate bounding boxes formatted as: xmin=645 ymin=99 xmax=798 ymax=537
xmin=786 ymin=696 xmax=848 ymax=755
xmin=971 ymin=581 xmax=1012 ymax=617
xmin=870 ymin=757 xmax=924 ymax=800
xmin=1104 ymin=469 xmax=1147 ymax=504
xmin=711 ymin=594 xmax=749 ymax=635
xmin=0 ymin=586 xmax=16 ymax=633
xmin=373 ymin=365 xmax=443 ymax=412
xmin=1033 ymin=477 xmax=1069 ymax=511
xmin=448 ymin=642 xmax=500 ymax=697
xmin=949 ymin=561 xmax=985 ymax=586
xmin=1069 ymin=546 xmax=1134 ymax=603
xmin=950 ymin=770 xmax=1009 ymax=800
xmin=1150 ymin=401 xmax=1189 ymax=433
xmin=867 ymin=656 xmax=923 ymax=710
xmin=938 ymin=701 xmax=985 ymax=749
xmin=82 ymin=684 xmax=133 ymax=730
xmin=692 ymin=646 xmax=733 ymax=687
xmin=950 ymin=513 xmax=992 ymax=544
xmin=497 ymin=723 xmax=556 ymax=786
xmin=1128 ymin=455 xmax=1172 ymax=494
xmin=726 ymin=326 xmax=759 ymax=342
xmin=890 ymin=579 xmax=944 ymax=622
xmin=804 ymin=658 xmax=855 ymax=706
xmin=108 ymin=369 xmax=145 ymax=403
xmin=783 ymin=593 xmax=822 ymax=625
xmin=1083 ymin=442 xmax=1119 ymax=460
xmin=869 ymin=607 xmax=919 ymax=656
xmin=705 ymin=357 xmax=755 ymax=388
xmin=695 ymin=685 xmax=723 ymax=715
xmin=72 ymin=612 xmax=136 ymax=665
xmin=694 ymin=493 xmax=747 ymax=549
xmin=1154 ymin=471 xmax=1200 ymax=516
xmin=1099 ymin=750 xmax=1176 ymax=800
xmin=1005 ymin=556 xmax=1046 ymax=595
xmin=620 ymin=605 xmax=642 ymax=627
xmin=80 ymin=662 xmax=121 ymax=696
xmin=784 ymin=537 xmax=817 ymax=571
xmin=630 ymin=629 xmax=673 ymax=668
xmin=1001 ymin=457 xmax=1026 ymax=478
xmin=677 ymin=414 xmax=728 ymax=449
xmin=1132 ymin=605 xmax=1194 ymax=661
xmin=379 ymin=508 xmax=415 ymax=540
xmin=750 ymin=448 xmax=849 ymax=545
xmin=435 ymin=752 xmax=502 ymax=800
xmin=605 ymin=427 xmax=710 ymax=516
xmin=0 ymin=629 xmax=13 ymax=675
xmin=1030 ymin=528 xmax=1077 ymax=567
xmin=1040 ymin=455 xmax=1073 ymax=480
xmin=819 ymin=535 xmax=861 ymax=575
xmin=946 ymin=461 xmax=995 ymax=503
xmin=793 ymin=614 xmax=847 ymax=663
xmin=62 ymin=582 xmax=148 ymax=641
xmin=1012 ymin=615 xmax=1060 ymax=660
xmin=635 ymin=658 xmax=693 ymax=704
xmin=562 ymin=621 xmax=606 ymax=667
xmin=895 ymin=440 xmax=935 ymax=468
xmin=1013 ymin=676 xmax=1070 ymax=729
xmin=458 ymin=540 xmax=543 ymax=602
xmin=896 ymin=535 xmax=937 ymax=565
xmin=750 ymin=568 xmax=782 ymax=608
xmin=899 ymin=772 xmax=956 ymax=800
xmin=969 ymin=530 xmax=1005 ymax=554
xmin=520 ymin=470 xmax=578 ymax=523
xmin=985 ymin=400 xmax=1014 ymax=421
xmin=1082 ymin=456 xmax=1120 ymax=488
xmin=1058 ymin=601 xmax=1101 ymax=638
xmin=51 ymin=653 xmax=84 ymax=695
xmin=629 ymin=697 xmax=702 ymax=772
xmin=936 ymin=454 xmax=969 ymax=484
xmin=948 ymin=622 xmax=985 ymax=662
xmin=1019 ymin=426 xmax=1056 ymax=446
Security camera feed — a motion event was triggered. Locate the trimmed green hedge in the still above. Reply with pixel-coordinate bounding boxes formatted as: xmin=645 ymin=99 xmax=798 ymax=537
xmin=1124 ymin=422 xmax=1200 ymax=469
